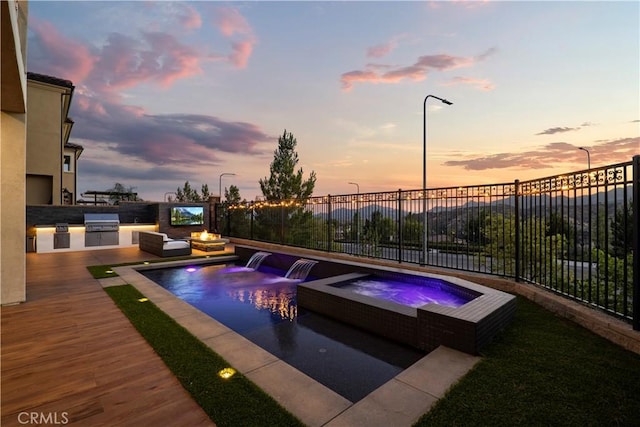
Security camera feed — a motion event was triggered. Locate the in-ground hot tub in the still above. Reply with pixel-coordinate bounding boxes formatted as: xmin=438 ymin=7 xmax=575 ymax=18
xmin=235 ymin=246 xmax=517 ymax=356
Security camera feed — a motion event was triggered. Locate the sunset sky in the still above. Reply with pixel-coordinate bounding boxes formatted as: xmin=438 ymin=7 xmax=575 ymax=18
xmin=27 ymin=1 xmax=639 ymax=202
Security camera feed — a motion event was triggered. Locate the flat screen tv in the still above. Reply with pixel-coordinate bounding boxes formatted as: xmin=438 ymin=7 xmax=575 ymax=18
xmin=170 ymin=206 xmax=204 ymax=226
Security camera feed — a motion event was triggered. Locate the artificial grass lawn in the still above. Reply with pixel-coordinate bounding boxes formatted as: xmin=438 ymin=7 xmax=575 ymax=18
xmin=104 ymin=285 xmax=303 ymax=427
xmin=415 ymin=296 xmax=640 ymax=426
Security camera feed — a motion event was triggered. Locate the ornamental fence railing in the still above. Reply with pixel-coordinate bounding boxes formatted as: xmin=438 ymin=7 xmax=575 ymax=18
xmin=217 ymin=156 xmax=639 ymax=330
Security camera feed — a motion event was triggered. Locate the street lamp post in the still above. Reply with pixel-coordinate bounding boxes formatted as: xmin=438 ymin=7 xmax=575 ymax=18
xmin=422 ymin=95 xmax=452 ymax=266
xmin=218 ymin=173 xmax=236 ymax=201
xmin=578 ymin=147 xmax=593 ymax=285
xmin=578 ymin=147 xmax=591 ymax=170
xmin=348 ymin=182 xmax=360 ymax=253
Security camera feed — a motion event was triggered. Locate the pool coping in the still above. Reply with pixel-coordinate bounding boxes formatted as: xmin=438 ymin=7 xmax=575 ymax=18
xmin=102 ymin=258 xmax=481 ymax=427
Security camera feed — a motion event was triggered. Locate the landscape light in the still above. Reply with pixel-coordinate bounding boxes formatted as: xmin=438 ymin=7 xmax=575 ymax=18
xmin=218 ymin=367 xmax=236 ymax=379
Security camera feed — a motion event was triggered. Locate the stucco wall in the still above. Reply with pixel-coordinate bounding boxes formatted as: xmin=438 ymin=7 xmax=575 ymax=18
xmin=1 ymin=111 xmax=27 ymax=304
xmin=26 ymin=81 xmax=63 ymax=204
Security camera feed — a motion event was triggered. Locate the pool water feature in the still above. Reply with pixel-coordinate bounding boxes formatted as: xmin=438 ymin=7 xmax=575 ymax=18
xmin=140 ymin=262 xmax=425 ymax=403
xmin=284 ymin=258 xmax=318 ymax=280
xmin=245 ymin=251 xmax=271 ymax=269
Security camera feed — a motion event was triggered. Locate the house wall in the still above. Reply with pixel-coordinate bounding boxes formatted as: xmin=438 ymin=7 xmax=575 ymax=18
xmin=1 ymin=0 xmax=28 ymax=305
xmin=62 ymin=147 xmax=78 ymax=203
xmin=26 ymin=80 xmax=65 ymax=205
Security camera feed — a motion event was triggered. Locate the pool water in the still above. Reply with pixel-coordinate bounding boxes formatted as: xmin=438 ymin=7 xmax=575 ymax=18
xmin=333 ymin=277 xmax=472 ymax=308
xmin=141 ymin=263 xmax=425 ymax=402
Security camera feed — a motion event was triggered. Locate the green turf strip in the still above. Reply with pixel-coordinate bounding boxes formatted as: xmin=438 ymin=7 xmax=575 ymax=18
xmin=414 ymin=297 xmax=640 ymax=426
xmin=104 ymin=285 xmax=303 ymax=427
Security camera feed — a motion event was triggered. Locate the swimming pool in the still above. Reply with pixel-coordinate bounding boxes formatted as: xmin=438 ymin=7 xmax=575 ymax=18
xmin=140 ymin=262 xmax=425 ymax=403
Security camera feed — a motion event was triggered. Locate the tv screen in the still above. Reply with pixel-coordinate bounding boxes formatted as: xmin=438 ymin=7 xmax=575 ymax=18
xmin=170 ymin=206 xmax=204 ymax=226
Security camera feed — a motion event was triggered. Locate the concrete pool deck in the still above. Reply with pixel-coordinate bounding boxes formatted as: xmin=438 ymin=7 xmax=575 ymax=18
xmin=106 ymin=261 xmax=481 ymax=426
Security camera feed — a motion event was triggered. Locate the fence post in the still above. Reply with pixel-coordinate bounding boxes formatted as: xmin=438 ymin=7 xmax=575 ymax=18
xmin=398 ymin=189 xmax=403 ymax=263
xmin=514 ymin=180 xmax=521 ymax=282
xmin=250 ymin=204 xmax=254 ymax=240
xmin=280 ymin=204 xmax=284 ymax=244
xmin=632 ymin=155 xmax=640 ymax=330
xmin=327 ymin=195 xmax=332 ymax=252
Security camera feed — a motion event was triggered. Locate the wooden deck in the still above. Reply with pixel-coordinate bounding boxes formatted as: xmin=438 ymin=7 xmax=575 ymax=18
xmin=1 ymin=248 xmax=215 ymax=426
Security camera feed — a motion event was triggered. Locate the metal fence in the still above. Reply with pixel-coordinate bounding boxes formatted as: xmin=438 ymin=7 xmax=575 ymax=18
xmin=218 ymin=156 xmax=639 ymax=329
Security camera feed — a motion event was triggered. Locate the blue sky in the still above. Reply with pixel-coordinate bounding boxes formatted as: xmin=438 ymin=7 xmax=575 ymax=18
xmin=28 ymin=1 xmax=639 ymax=202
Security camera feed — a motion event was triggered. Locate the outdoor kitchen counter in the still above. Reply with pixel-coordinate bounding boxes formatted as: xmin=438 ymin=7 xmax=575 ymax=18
xmin=33 ymin=223 xmax=156 ymax=253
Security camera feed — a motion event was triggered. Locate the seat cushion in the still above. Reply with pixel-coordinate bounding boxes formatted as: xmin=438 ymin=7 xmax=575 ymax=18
xmin=164 ymin=240 xmax=190 ymax=249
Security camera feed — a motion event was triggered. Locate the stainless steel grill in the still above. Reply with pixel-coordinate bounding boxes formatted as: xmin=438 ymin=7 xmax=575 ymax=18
xmin=84 ymin=213 xmax=120 ymax=232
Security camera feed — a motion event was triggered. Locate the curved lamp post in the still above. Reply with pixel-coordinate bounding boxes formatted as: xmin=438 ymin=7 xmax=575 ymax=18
xmin=422 ymin=95 xmax=453 ymax=265
xmin=348 ymin=182 xmax=360 ymax=253
xmin=219 ymin=173 xmax=236 ymax=200
xmin=578 ymin=147 xmax=591 ymax=170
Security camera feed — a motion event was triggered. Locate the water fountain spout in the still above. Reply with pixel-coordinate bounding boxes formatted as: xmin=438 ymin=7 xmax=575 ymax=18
xmin=245 ymin=252 xmax=272 ymax=270
xmin=284 ymin=259 xmax=318 ymax=280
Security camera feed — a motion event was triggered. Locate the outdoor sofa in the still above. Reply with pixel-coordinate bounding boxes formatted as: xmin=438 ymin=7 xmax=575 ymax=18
xmin=138 ymin=231 xmax=191 ymax=257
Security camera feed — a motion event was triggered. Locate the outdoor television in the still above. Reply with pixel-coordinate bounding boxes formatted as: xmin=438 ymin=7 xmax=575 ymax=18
xmin=170 ymin=206 xmax=204 ymax=226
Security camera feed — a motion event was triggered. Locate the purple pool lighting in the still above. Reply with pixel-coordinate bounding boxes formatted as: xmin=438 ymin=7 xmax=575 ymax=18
xmin=186 ymin=267 xmax=197 ymax=272
xmin=334 ymin=277 xmax=473 ymax=308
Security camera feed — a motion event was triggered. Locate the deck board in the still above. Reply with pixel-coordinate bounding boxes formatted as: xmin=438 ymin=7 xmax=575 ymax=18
xmin=1 ymin=248 xmax=215 ymax=426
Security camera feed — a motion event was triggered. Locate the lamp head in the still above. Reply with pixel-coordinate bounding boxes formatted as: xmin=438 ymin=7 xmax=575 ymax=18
xmin=442 ymin=99 xmax=453 ymax=105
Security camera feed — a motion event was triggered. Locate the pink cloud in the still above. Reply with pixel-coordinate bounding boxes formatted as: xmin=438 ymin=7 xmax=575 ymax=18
xmin=228 ymin=40 xmax=254 ymax=69
xmin=211 ymin=6 xmax=257 ymax=69
xmin=215 ymin=6 xmax=253 ymax=37
xmin=178 ymin=4 xmax=202 ymax=30
xmin=443 ymin=138 xmax=639 ymax=171
xmin=28 ymin=17 xmax=96 ymax=83
xmin=442 ymin=76 xmax=495 ymax=91
xmin=341 ymin=49 xmax=494 ymax=91
xmin=415 ymin=54 xmax=475 ymax=70
xmin=75 ymin=96 xmax=107 ymax=117
xmin=69 ymin=94 xmax=271 ymax=168
xmin=90 ymin=31 xmax=202 ymax=93
xmin=367 ymin=43 xmax=395 ymax=59
xmin=382 ymin=65 xmax=429 ymax=83
xmin=366 ymin=34 xmax=407 ymax=59
xmin=341 ymin=70 xmax=380 ymax=91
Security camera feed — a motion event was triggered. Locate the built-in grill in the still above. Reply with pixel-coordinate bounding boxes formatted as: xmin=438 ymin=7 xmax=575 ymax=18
xmin=84 ymin=213 xmax=120 ymax=232
xmin=84 ymin=213 xmax=120 ymax=247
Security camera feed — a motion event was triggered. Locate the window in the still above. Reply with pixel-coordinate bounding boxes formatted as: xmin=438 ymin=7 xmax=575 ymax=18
xmin=63 ymin=155 xmax=71 ymax=172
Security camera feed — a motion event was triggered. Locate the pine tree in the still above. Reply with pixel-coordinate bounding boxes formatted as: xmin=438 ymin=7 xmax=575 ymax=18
xmin=259 ymin=130 xmax=316 ymax=201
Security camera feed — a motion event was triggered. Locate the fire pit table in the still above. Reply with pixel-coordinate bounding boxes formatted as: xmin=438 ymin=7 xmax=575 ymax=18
xmin=188 ymin=231 xmax=229 ymax=252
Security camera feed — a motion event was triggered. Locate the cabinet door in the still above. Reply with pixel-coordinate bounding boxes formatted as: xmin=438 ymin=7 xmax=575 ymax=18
xmin=85 ymin=233 xmax=101 ymax=247
xmin=54 ymin=233 xmax=70 ymax=249
xmin=101 ymin=232 xmax=119 ymax=246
